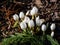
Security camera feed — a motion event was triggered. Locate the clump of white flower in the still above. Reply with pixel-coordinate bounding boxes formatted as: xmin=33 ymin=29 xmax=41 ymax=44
xmin=30 ymin=6 xmax=38 ymax=16
xmin=36 ymin=16 xmax=40 ymax=26
xmin=41 ymin=24 xmax=47 ymax=31
xmin=19 ymin=12 xmax=25 ymax=19
xmin=51 ymin=31 xmax=54 ymax=37
xmin=28 ymin=20 xmax=34 ymax=28
xmin=50 ymin=23 xmax=56 ymax=31
xmin=23 ymin=16 xmax=30 ymax=23
xmin=12 ymin=6 xmax=57 ymax=37
xmin=19 ymin=22 xmax=27 ymax=30
xmin=13 ymin=14 xmax=19 ymax=21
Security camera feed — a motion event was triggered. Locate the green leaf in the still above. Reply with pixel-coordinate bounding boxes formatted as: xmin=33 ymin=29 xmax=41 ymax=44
xmin=13 ymin=21 xmax=18 ymax=28
xmin=47 ymin=35 xmax=59 ymax=45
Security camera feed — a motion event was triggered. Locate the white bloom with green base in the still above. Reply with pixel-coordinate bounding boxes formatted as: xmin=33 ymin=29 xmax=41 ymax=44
xmin=50 ymin=23 xmax=56 ymax=31
xmin=36 ymin=16 xmax=40 ymax=26
xmin=51 ymin=31 xmax=54 ymax=37
xmin=13 ymin=14 xmax=19 ymax=21
xmin=41 ymin=24 xmax=47 ymax=31
xmin=30 ymin=6 xmax=38 ymax=16
xmin=28 ymin=20 xmax=34 ymax=28
xmin=23 ymin=16 xmax=30 ymax=23
xmin=19 ymin=12 xmax=25 ymax=19
xmin=20 ymin=22 xmax=27 ymax=30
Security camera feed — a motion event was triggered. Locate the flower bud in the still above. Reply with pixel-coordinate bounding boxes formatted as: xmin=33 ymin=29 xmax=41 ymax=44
xmin=41 ymin=24 xmax=47 ymax=31
xmin=28 ymin=20 xmax=34 ymax=28
xmin=13 ymin=14 xmax=19 ymax=21
xmin=26 ymin=10 xmax=30 ymax=15
xmin=50 ymin=23 xmax=56 ymax=31
xmin=36 ymin=16 xmax=40 ymax=26
xmin=40 ymin=19 xmax=45 ymax=25
xmin=23 ymin=16 xmax=30 ymax=23
xmin=51 ymin=31 xmax=54 ymax=37
xmin=30 ymin=6 xmax=38 ymax=16
xmin=20 ymin=22 xmax=27 ymax=30
xmin=19 ymin=12 xmax=25 ymax=19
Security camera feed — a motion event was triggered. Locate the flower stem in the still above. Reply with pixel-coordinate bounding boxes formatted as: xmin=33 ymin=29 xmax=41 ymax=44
xmin=43 ymin=31 xmax=45 ymax=45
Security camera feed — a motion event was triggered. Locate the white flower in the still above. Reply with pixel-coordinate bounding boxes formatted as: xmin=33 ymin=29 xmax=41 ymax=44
xmin=32 ymin=6 xmax=38 ymax=13
xmin=26 ymin=10 xmax=30 ymax=15
xmin=30 ymin=6 xmax=38 ymax=16
xmin=36 ymin=16 xmax=40 ymax=26
xmin=36 ymin=16 xmax=40 ymax=20
xmin=51 ymin=31 xmax=54 ymax=37
xmin=20 ymin=22 xmax=27 ymax=30
xmin=28 ymin=20 xmax=34 ymax=28
xmin=31 ymin=30 xmax=33 ymax=35
xmin=50 ymin=23 xmax=56 ymax=31
xmin=40 ymin=19 xmax=45 ymax=25
xmin=19 ymin=12 xmax=25 ymax=19
xmin=23 ymin=16 xmax=30 ymax=23
xmin=30 ymin=9 xmax=35 ymax=16
xmin=41 ymin=24 xmax=47 ymax=31
xmin=13 ymin=14 xmax=19 ymax=21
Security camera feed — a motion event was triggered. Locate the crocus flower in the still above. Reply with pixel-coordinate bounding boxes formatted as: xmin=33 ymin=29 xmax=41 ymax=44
xmin=36 ymin=16 xmax=40 ymax=26
xmin=28 ymin=20 xmax=34 ymax=28
xmin=30 ymin=6 xmax=38 ymax=16
xmin=50 ymin=23 xmax=56 ymax=31
xmin=13 ymin=14 xmax=19 ymax=21
xmin=26 ymin=10 xmax=30 ymax=15
xmin=41 ymin=24 xmax=47 ymax=31
xmin=40 ymin=19 xmax=45 ymax=25
xmin=32 ymin=6 xmax=38 ymax=13
xmin=51 ymin=31 xmax=54 ymax=37
xmin=19 ymin=12 xmax=25 ymax=19
xmin=20 ymin=22 xmax=27 ymax=30
xmin=23 ymin=16 xmax=30 ymax=23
